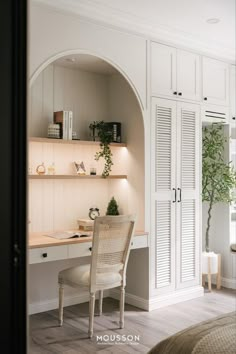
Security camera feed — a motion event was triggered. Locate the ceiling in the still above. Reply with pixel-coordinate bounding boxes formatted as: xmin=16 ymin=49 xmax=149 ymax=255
xmin=33 ymin=0 xmax=235 ymax=61
xmin=54 ymin=54 xmax=118 ymax=74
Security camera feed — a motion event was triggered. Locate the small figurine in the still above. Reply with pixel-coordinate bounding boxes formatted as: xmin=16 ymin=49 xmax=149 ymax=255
xmin=36 ymin=162 xmax=46 ymax=175
xmin=74 ymin=161 xmax=86 ymax=175
xmin=48 ymin=162 xmax=55 ymax=175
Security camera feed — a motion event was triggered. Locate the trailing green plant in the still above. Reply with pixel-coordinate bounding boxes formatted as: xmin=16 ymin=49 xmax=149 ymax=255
xmin=106 ymin=196 xmax=119 ymax=215
xmin=202 ymin=124 xmax=236 ymax=252
xmin=89 ymin=121 xmax=113 ymax=178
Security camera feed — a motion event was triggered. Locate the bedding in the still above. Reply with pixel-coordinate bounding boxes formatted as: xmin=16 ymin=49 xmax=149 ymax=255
xmin=148 ymin=312 xmax=236 ymax=354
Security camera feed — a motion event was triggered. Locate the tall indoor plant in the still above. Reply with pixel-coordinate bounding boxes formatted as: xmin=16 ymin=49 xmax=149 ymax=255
xmin=89 ymin=121 xmax=113 ymax=178
xmin=202 ymin=124 xmax=236 ymax=252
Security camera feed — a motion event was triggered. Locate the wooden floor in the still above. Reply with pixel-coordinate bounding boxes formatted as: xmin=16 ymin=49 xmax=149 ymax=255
xmin=29 ymin=288 xmax=236 ymax=354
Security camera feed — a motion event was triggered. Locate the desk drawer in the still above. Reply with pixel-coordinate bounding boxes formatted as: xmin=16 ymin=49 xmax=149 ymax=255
xmin=131 ymin=235 xmax=148 ymax=250
xmin=29 ymin=245 xmax=68 ymax=264
xmin=68 ymin=242 xmax=93 ymax=259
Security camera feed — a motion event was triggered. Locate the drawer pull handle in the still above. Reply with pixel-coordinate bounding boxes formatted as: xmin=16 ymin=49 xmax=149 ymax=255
xmin=42 ymin=253 xmax=47 ymax=258
xmin=89 ymin=247 xmax=92 ymax=251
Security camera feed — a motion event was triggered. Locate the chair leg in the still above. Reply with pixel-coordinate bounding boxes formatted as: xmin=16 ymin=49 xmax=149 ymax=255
xmin=99 ymin=290 xmax=103 ymax=316
xmin=119 ymin=286 xmax=125 ymax=329
xmin=89 ymin=292 xmax=95 ymax=338
xmin=58 ymin=283 xmax=64 ymax=326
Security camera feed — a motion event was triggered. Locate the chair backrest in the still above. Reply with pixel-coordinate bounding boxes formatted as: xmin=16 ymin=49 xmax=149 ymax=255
xmin=90 ymin=215 xmax=136 ymax=292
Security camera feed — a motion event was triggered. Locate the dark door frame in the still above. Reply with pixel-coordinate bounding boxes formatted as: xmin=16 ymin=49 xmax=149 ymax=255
xmin=0 ymin=1 xmax=27 ymax=353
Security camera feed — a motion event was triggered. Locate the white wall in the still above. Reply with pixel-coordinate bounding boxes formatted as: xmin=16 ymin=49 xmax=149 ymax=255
xmin=29 ymin=64 xmax=110 ymax=139
xmin=108 ymin=74 xmax=148 ymax=298
xmin=30 ymin=3 xmax=147 ymax=111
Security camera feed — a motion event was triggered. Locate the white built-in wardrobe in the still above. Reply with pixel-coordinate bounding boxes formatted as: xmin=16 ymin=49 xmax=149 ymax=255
xmin=151 ymin=98 xmax=200 ymax=296
xmin=150 ymin=41 xmax=202 ymax=300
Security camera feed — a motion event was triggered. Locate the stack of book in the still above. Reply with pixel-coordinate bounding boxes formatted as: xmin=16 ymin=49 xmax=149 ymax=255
xmin=77 ymin=219 xmax=94 ymax=231
xmin=54 ymin=110 xmax=73 ymax=140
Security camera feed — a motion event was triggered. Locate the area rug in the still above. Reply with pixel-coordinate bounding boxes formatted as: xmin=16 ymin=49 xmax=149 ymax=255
xmin=148 ymin=312 xmax=236 ymax=354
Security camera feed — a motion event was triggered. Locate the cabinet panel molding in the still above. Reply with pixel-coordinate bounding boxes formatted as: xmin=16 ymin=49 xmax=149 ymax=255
xmin=202 ymin=56 xmax=229 ymax=106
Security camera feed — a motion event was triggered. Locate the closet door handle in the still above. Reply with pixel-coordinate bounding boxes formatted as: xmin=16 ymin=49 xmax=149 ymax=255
xmin=178 ymin=92 xmax=182 ymax=96
xmin=172 ymin=188 xmax=177 ymax=203
xmin=204 ymin=97 xmax=208 ymax=101
xmin=173 ymin=91 xmax=177 ymax=95
xmin=177 ymin=188 xmax=182 ymax=202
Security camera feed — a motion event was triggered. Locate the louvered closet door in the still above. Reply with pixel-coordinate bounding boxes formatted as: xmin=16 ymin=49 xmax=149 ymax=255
xmin=176 ymin=102 xmax=200 ymax=289
xmin=151 ymin=98 xmax=176 ymax=295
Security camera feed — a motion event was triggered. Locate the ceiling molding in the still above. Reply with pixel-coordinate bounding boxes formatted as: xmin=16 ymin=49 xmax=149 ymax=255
xmin=32 ymin=0 xmax=235 ymax=62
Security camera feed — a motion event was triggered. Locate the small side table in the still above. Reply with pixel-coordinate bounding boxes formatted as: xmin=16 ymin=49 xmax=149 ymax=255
xmin=202 ymin=254 xmax=221 ymax=291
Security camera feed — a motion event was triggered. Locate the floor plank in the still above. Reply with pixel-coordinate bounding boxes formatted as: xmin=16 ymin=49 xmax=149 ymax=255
xmin=29 ymin=288 xmax=236 ymax=353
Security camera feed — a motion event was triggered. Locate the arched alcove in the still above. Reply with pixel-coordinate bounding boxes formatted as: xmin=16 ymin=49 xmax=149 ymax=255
xmin=28 ymin=53 xmax=145 ymax=231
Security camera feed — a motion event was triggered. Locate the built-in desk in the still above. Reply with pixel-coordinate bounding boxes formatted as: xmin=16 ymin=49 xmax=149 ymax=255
xmin=29 ymin=231 xmax=149 ymax=264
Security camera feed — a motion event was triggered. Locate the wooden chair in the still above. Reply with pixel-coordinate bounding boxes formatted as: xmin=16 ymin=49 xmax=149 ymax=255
xmin=58 ymin=214 xmax=136 ymax=338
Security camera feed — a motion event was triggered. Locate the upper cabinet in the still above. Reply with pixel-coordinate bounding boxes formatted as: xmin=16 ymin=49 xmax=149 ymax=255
xmin=151 ymin=42 xmax=200 ymax=101
xmin=202 ymin=56 xmax=229 ymax=106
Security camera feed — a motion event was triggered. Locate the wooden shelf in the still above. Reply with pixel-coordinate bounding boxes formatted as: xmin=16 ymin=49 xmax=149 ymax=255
xmin=29 ymin=137 xmax=126 ymax=147
xmin=29 ymin=174 xmax=127 ymax=180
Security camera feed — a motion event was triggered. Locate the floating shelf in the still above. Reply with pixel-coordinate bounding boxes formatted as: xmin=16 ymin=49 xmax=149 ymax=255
xmin=29 ymin=174 xmax=127 ymax=180
xmin=29 ymin=137 xmax=126 ymax=147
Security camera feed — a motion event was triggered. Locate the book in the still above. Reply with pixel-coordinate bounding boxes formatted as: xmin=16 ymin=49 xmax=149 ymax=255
xmin=77 ymin=219 xmax=94 ymax=231
xmin=53 ymin=111 xmax=68 ymax=140
xmin=68 ymin=111 xmax=73 ymax=140
xmin=45 ymin=230 xmax=91 ymax=240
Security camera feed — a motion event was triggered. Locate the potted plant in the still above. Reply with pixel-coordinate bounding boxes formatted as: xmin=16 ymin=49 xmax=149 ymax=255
xmin=202 ymin=124 xmax=236 ymax=273
xmin=89 ymin=121 xmax=113 ymax=178
xmin=106 ymin=196 xmax=119 ymax=215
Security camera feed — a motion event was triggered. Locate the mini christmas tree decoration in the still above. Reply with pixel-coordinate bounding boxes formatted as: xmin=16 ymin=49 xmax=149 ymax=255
xmin=106 ymin=196 xmax=119 ymax=215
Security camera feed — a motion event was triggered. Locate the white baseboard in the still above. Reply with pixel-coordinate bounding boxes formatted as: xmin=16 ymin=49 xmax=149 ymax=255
xmin=29 ymin=290 xmax=110 ymax=315
xmin=221 ymin=277 xmax=236 ymax=289
xmin=109 ymin=289 xmax=149 ymax=311
xmin=148 ymin=286 xmax=204 ymax=311
xmin=29 ymin=286 xmax=204 ymax=315
xmin=208 ymin=276 xmax=236 ymax=290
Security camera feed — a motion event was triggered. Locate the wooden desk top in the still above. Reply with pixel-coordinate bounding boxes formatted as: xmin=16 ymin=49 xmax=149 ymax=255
xmin=29 ymin=231 xmax=148 ymax=249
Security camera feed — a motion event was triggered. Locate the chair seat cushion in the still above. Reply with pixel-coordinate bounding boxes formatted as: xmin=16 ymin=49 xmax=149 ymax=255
xmin=58 ymin=264 xmax=122 ymax=288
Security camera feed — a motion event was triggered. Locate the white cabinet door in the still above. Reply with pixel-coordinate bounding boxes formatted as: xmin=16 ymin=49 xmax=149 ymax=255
xmin=151 ymin=98 xmax=176 ymax=295
xmin=202 ymin=57 xmax=229 ymax=106
xmin=151 ymin=42 xmax=177 ymax=97
xmin=177 ymin=50 xmax=200 ymax=101
xmin=176 ymin=102 xmax=200 ymax=289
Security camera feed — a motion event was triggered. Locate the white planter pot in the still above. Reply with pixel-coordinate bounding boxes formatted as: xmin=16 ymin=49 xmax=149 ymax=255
xmin=202 ymin=252 xmax=218 ymax=274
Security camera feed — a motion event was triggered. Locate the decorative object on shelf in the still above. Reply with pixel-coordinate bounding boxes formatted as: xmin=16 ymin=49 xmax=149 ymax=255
xmin=90 ymin=167 xmax=97 ymax=175
xmin=89 ymin=121 xmax=113 ymax=177
xmin=89 ymin=207 xmax=100 ymax=220
xmin=231 ymin=244 xmax=236 ymax=252
xmin=36 ymin=162 xmax=46 ymax=175
xmin=47 ymin=162 xmax=55 ymax=175
xmin=47 ymin=123 xmax=60 ymax=139
xmin=202 ymin=124 xmax=236 ymax=253
xmin=74 ymin=161 xmax=86 ymax=175
xmin=106 ymin=196 xmax=119 ymax=215
xmin=77 ymin=218 xmax=94 ymax=231
xmin=72 ymin=131 xmax=79 ymax=140
xmin=106 ymin=122 xmax=122 ymax=143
